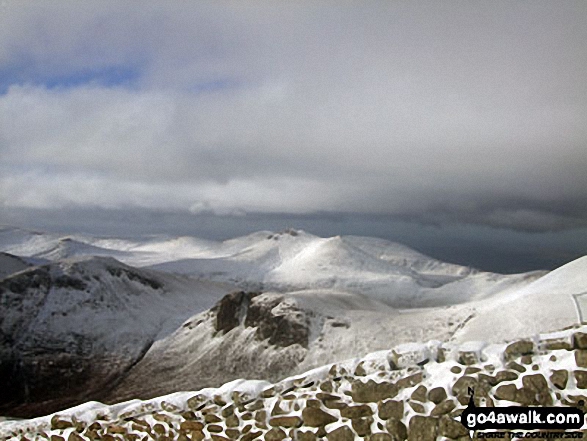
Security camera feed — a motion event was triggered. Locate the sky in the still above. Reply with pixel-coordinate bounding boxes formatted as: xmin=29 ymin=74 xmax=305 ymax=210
xmin=0 ymin=1 xmax=586 ymax=273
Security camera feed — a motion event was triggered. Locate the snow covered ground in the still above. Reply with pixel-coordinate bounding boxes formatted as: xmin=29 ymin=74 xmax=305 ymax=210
xmin=0 ymin=225 xmax=585 ymax=423
xmin=3 ymin=324 xmax=587 ymax=440
xmin=0 ymin=227 xmax=544 ymax=308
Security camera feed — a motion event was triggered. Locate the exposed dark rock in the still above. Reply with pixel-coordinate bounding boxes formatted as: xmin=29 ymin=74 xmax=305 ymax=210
xmin=224 ymin=428 xmax=240 ymax=438
xmin=180 ymin=421 xmax=204 ymax=432
xmin=54 ymin=275 xmax=88 ymax=291
xmin=352 ymin=416 xmax=373 ymax=437
xmin=1 ymin=348 xmax=137 ymax=418
xmin=540 ymin=336 xmax=572 ymax=351
xmin=326 ymin=425 xmax=355 ymax=441
xmin=225 ymin=414 xmax=239 ymax=427
xmin=268 ymin=416 xmax=303 ymax=428
xmin=563 ymin=394 xmax=587 ymax=412
xmin=430 ymin=400 xmax=456 ymax=417
xmin=477 ymin=373 xmax=498 ymax=389
xmin=451 ymin=376 xmax=477 ymax=399
xmin=68 ymin=432 xmax=85 ymax=441
xmin=378 ymin=400 xmax=403 ymax=420
xmin=241 ymin=431 xmax=262 ymax=441
xmin=408 ymin=416 xmax=438 ymax=441
xmin=221 ymin=403 xmax=235 ymax=417
xmin=410 ymin=385 xmax=427 ymax=402
xmin=265 ymin=427 xmax=287 ymax=441
xmin=105 ymin=266 xmax=162 ymax=290
xmin=495 ymin=370 xmax=519 ymax=382
xmin=385 ymin=418 xmax=407 ymax=441
xmin=507 ymin=361 xmax=526 ymax=373
xmin=297 ymin=431 xmax=318 ymax=441
xmin=207 ymin=424 xmax=223 ymax=433
xmin=301 ymin=407 xmax=337 ymax=427
xmin=1 ymin=267 xmax=51 ymax=295
xmin=204 ymin=413 xmax=222 ymax=423
xmin=574 ymin=370 xmax=587 ymax=389
xmin=354 ymin=361 xmax=367 ymax=376
xmin=396 ymin=373 xmax=423 ymax=390
xmin=575 ymin=350 xmax=587 ymax=368
xmin=317 ymin=392 xmax=340 ymax=401
xmin=515 ymin=387 xmax=539 ymax=406
xmin=351 ymin=379 xmax=398 ymax=402
xmin=51 ymin=416 xmax=73 ymax=430
xmin=520 ymin=355 xmax=533 ymax=365
xmin=340 ymin=404 xmax=373 ymax=419
xmin=452 ymin=374 xmax=493 ymax=406
xmin=522 ymin=373 xmax=552 ymax=405
xmin=495 ymin=384 xmax=517 ymax=401
xmin=438 ymin=414 xmax=469 ymax=439
xmin=202 ymin=292 xmax=312 ymax=352
xmin=408 ymin=401 xmax=425 ymax=414
xmin=271 ymin=401 xmax=288 ymax=416
xmin=550 ymin=369 xmax=568 ymax=390
xmin=213 ymin=291 xmax=251 ymax=333
xmin=0 ymin=259 xmax=170 ymax=418
xmin=370 ymin=434 xmax=394 ymax=441
xmin=504 ymin=340 xmax=534 ymax=361
xmin=324 ymin=399 xmax=347 ymax=410
xmin=573 ymin=332 xmax=587 ymax=349
xmin=245 ymin=294 xmax=311 ymax=348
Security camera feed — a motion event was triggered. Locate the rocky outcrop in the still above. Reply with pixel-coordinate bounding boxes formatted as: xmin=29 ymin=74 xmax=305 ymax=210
xmin=99 ymin=291 xmax=319 ymax=406
xmin=212 ymin=291 xmax=314 ymax=349
xmin=213 ymin=291 xmax=256 ymax=333
xmin=245 ymin=294 xmax=312 ymax=348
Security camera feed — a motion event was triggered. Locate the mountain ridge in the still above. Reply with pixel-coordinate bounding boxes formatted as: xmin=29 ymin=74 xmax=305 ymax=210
xmin=0 ymin=226 xmax=584 ymax=421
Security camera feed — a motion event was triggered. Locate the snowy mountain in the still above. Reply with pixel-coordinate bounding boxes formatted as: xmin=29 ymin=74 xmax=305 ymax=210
xmin=103 ymin=252 xmax=587 ymax=406
xmin=1 ymin=227 xmax=541 ymax=308
xmin=452 ymin=255 xmax=587 ymax=343
xmin=0 ymin=225 xmax=585 ymax=421
xmin=0 ymin=254 xmax=233 ymax=417
xmin=140 ymin=230 xmax=541 ymax=309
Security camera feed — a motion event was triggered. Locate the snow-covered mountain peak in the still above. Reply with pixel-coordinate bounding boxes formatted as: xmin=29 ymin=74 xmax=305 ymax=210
xmin=1 ymin=224 xmax=586 ymax=422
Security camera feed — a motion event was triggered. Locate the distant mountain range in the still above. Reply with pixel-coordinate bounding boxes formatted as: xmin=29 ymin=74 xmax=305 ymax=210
xmin=0 ymin=226 xmax=585 ymax=419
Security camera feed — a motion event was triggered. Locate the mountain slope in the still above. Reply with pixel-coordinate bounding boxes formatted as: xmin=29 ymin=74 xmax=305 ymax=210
xmin=0 ymin=227 xmax=540 ymax=309
xmin=453 ymin=255 xmax=587 ymax=343
xmin=103 ymin=288 xmax=475 ymax=405
xmin=2 ymin=226 xmax=582 ymax=421
xmin=0 ymin=256 xmax=234 ymax=417
xmin=148 ymin=230 xmax=539 ymax=308
xmin=105 ymin=253 xmax=587 ymax=404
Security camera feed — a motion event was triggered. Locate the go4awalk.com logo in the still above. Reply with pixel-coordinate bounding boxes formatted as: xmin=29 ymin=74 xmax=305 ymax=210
xmin=460 ymin=388 xmax=585 ymax=438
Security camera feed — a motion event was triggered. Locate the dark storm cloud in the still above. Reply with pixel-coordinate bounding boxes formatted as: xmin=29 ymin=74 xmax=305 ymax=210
xmin=0 ymin=1 xmax=586 ymax=232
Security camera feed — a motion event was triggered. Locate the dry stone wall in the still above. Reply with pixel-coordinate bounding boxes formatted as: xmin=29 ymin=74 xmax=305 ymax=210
xmin=3 ymin=326 xmax=587 ymax=441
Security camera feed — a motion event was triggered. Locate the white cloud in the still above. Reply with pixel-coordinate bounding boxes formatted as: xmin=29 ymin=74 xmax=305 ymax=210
xmin=0 ymin=1 xmax=586 ymax=231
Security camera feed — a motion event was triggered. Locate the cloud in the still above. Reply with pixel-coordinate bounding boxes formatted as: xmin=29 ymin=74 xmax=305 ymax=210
xmin=0 ymin=1 xmax=586 ymax=232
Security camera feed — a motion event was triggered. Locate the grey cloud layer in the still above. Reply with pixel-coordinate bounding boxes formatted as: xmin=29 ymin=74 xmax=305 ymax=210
xmin=1 ymin=1 xmax=586 ymax=231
